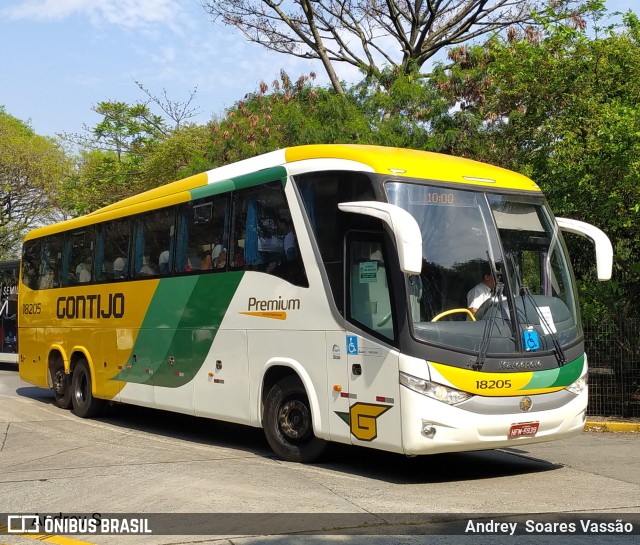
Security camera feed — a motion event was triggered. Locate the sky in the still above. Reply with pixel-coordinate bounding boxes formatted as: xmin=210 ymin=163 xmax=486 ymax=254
xmin=0 ymin=0 xmax=636 ymax=140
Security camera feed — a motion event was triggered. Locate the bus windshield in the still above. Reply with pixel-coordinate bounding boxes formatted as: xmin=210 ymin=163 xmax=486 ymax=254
xmin=386 ymin=181 xmax=580 ymax=356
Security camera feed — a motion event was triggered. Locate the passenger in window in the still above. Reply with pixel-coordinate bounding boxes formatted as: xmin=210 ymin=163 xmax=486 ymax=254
xmin=200 ymin=251 xmax=213 ymax=270
xmin=113 ymin=256 xmax=127 ymax=278
xmin=211 ymin=238 xmax=224 ymax=261
xmin=139 ymin=257 xmax=155 ymax=277
xmin=76 ymin=262 xmax=91 ymax=283
xmin=215 ymin=249 xmax=227 ymax=269
xmin=159 ymin=250 xmax=170 ymax=275
xmin=231 ymin=245 xmax=245 ymax=268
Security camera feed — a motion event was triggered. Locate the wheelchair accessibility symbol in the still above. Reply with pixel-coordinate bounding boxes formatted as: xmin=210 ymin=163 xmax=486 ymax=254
xmin=523 ymin=328 xmax=540 ymax=351
xmin=347 ymin=335 xmax=359 ymax=355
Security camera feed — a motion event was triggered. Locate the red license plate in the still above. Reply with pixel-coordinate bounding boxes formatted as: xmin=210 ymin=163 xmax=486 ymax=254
xmin=508 ymin=422 xmax=540 ymax=438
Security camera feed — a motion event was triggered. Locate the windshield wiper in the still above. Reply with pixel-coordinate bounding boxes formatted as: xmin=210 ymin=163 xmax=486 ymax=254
xmin=474 ymin=253 xmax=516 ymax=370
xmin=507 ymin=254 xmax=567 ymax=367
xmin=474 ymin=280 xmax=505 ymax=371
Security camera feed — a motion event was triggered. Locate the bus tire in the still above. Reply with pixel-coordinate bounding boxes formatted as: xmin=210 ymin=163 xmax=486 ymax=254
xmin=263 ymin=375 xmax=327 ymax=463
xmin=51 ymin=357 xmax=72 ymax=410
xmin=71 ymin=359 xmax=105 ymax=418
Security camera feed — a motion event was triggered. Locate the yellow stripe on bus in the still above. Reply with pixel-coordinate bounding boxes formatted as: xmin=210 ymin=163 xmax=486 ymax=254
xmin=429 ymin=361 xmax=565 ymax=396
xmin=285 ymin=145 xmax=541 ymax=191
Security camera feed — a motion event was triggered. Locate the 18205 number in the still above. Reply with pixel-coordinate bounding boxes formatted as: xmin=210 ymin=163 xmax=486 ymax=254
xmin=23 ymin=303 xmax=42 ymax=315
xmin=476 ymin=379 xmax=512 ymax=390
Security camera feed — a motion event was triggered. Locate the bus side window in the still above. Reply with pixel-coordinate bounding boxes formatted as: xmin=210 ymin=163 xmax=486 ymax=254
xmin=21 ymin=240 xmax=41 ymax=290
xmin=175 ymin=196 xmax=229 ymax=274
xmin=133 ymin=208 xmax=175 ymax=279
xmin=97 ymin=218 xmax=131 ymax=282
xmin=231 ymin=181 xmax=308 ymax=287
xmin=39 ymin=235 xmax=64 ymax=290
xmin=63 ymin=227 xmax=95 ymax=286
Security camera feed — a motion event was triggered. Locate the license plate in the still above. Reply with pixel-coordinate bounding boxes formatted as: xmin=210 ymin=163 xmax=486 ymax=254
xmin=508 ymin=422 xmax=540 ymax=438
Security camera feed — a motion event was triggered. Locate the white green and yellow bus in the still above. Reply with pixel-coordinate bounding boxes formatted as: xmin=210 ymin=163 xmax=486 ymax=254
xmin=18 ymin=145 xmax=612 ymax=462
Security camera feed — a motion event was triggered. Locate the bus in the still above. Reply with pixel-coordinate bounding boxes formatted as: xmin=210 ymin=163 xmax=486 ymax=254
xmin=1 ymin=260 xmax=19 ymax=364
xmin=18 ymin=145 xmax=612 ymax=462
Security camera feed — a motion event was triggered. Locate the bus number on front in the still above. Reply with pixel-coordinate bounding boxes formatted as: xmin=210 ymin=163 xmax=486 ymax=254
xmin=476 ymin=379 xmax=512 ymax=390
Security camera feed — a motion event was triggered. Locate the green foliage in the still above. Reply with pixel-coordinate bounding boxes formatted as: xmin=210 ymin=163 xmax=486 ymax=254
xmin=90 ymin=101 xmax=168 ymax=156
xmin=58 ymin=101 xmax=172 ymax=214
xmin=141 ymin=124 xmax=211 ymax=184
xmin=351 ymin=67 xmax=448 ymax=149
xmin=205 ymin=71 xmax=373 ymax=165
xmin=429 ymin=8 xmax=640 ymax=332
xmin=59 ymin=150 xmax=143 ymax=216
xmin=0 ymin=108 xmax=70 ymax=258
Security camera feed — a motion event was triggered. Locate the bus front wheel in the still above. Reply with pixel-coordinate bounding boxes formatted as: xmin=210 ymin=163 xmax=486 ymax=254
xmin=71 ymin=360 xmax=105 ymax=418
xmin=263 ymin=376 xmax=326 ymax=463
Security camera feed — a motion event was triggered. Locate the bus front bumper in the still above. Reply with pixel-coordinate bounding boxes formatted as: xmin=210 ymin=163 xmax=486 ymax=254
xmin=400 ymin=385 xmax=588 ymax=456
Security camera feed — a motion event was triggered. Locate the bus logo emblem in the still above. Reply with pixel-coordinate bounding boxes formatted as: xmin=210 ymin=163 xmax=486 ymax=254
xmin=520 ymin=396 xmax=533 ymax=412
xmin=336 ymin=402 xmax=391 ymax=441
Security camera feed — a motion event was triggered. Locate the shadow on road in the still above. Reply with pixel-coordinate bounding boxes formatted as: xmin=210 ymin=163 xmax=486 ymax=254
xmin=15 ymin=383 xmax=561 ymax=484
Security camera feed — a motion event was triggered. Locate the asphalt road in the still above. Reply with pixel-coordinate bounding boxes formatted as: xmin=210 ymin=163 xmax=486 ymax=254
xmin=1 ymin=362 xmax=639 ymax=545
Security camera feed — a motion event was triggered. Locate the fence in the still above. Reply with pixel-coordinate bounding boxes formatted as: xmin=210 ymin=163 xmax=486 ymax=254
xmin=585 ymin=320 xmax=640 ymax=418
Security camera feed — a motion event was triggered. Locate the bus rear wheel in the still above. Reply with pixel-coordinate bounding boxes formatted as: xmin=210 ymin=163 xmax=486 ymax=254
xmin=51 ymin=357 xmax=72 ymax=410
xmin=263 ymin=376 xmax=326 ymax=463
xmin=71 ymin=359 xmax=105 ymax=418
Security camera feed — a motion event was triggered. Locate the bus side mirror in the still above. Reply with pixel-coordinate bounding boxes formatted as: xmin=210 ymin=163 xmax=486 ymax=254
xmin=338 ymin=201 xmax=423 ymax=275
xmin=556 ymin=217 xmax=613 ymax=281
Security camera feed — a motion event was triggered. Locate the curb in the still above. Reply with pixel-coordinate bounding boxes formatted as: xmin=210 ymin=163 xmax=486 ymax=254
xmin=584 ymin=420 xmax=640 ymax=433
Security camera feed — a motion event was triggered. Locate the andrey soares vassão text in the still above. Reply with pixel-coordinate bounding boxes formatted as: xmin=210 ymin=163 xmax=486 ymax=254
xmin=465 ymin=518 xmax=635 ymax=535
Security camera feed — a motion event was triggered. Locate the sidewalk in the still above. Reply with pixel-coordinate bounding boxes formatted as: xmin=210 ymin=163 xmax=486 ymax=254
xmin=585 ymin=417 xmax=640 ymax=433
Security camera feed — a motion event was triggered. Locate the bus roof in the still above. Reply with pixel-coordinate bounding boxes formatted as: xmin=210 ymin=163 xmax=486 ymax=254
xmin=285 ymin=145 xmax=539 ymax=192
xmin=25 ymin=145 xmax=540 ymax=240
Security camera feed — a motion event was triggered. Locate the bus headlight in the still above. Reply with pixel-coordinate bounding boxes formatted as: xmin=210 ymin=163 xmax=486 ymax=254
xmin=400 ymin=372 xmax=472 ymax=405
xmin=565 ymin=370 xmax=588 ymax=395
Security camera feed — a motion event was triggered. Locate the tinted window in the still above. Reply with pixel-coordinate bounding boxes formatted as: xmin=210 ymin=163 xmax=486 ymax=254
xmin=231 ymin=181 xmax=307 ymax=287
xmin=63 ymin=227 xmax=95 ymax=286
xmin=21 ymin=240 xmax=41 ymax=290
xmin=39 ymin=235 xmax=64 ymax=289
xmin=294 ymin=171 xmax=376 ymax=310
xmin=96 ymin=218 xmax=132 ymax=282
xmin=176 ymin=195 xmax=229 ymax=273
xmin=133 ymin=208 xmax=176 ymax=279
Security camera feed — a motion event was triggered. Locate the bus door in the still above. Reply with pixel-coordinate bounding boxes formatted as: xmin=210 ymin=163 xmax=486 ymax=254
xmin=344 ymin=232 xmax=403 ymax=453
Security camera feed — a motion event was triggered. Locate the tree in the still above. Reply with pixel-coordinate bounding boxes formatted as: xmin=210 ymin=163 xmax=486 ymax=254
xmin=59 ymin=83 xmax=207 ymax=215
xmin=201 ymin=0 xmax=593 ymax=94
xmin=59 ymin=101 xmax=176 ymax=215
xmin=62 ymin=101 xmax=168 ymax=159
xmin=205 ymin=70 xmax=374 ymax=165
xmin=0 ymin=108 xmax=70 ymax=259
xmin=428 ymin=6 xmax=640 ymax=336
xmin=133 ymin=79 xmax=201 ymax=130
xmin=140 ymin=123 xmax=212 ymax=185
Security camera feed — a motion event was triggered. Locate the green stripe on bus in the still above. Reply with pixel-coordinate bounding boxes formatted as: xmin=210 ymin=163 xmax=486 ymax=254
xmin=188 ymin=166 xmax=287 ymax=200
xmin=522 ymin=354 xmax=584 ymax=390
xmin=114 ymin=272 xmax=244 ymax=386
